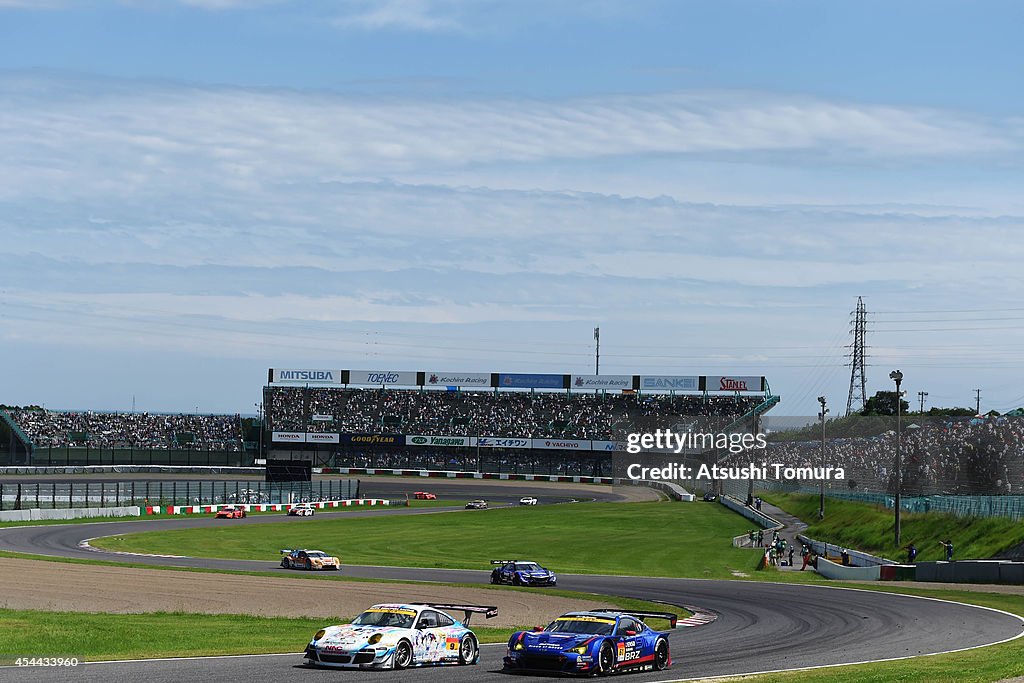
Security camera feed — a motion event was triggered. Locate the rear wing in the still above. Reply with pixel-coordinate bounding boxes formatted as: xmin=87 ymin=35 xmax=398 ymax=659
xmin=490 ymin=559 xmax=516 ymax=565
xmin=280 ymin=549 xmax=293 ymax=555
xmin=427 ymin=603 xmax=498 ymax=625
xmin=593 ymin=609 xmax=678 ymax=629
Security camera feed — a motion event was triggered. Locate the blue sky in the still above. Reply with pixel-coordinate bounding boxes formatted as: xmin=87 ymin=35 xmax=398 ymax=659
xmin=1 ymin=0 xmax=1023 ymax=416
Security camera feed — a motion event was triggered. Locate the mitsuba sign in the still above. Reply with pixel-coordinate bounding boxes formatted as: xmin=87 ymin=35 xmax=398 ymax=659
xmin=571 ymin=374 xmax=632 ymax=390
xmin=425 ymin=372 xmax=490 ymax=387
xmin=349 ymin=370 xmax=418 ymax=386
xmin=405 ymin=435 xmax=475 ymax=447
xmin=272 ymin=369 xmax=342 ymax=385
xmin=639 ymin=375 xmax=699 ymax=391
xmin=706 ymin=376 xmax=763 ymax=392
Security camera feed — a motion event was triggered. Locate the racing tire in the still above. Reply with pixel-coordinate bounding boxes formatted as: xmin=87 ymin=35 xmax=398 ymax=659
xmin=596 ymin=641 xmax=615 ymax=676
xmin=393 ymin=640 xmax=413 ymax=670
xmin=457 ymin=634 xmax=477 ymax=665
xmin=490 ymin=572 xmax=499 ymax=585
xmin=513 ymin=574 xmax=522 ymax=586
xmin=305 ymin=559 xmax=312 ymax=571
xmin=653 ymin=638 xmax=670 ymax=671
xmin=280 ymin=559 xmax=289 ymax=569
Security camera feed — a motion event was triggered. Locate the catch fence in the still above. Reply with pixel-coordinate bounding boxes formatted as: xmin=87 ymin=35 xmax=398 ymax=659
xmin=0 ymin=479 xmax=359 ymax=511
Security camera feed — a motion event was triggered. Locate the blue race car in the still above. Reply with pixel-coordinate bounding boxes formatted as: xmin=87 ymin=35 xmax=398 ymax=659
xmin=503 ymin=609 xmax=675 ymax=676
xmin=490 ymin=559 xmax=557 ymax=587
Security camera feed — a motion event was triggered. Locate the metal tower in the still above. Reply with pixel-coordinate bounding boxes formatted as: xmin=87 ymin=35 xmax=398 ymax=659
xmin=845 ymin=296 xmax=868 ymax=416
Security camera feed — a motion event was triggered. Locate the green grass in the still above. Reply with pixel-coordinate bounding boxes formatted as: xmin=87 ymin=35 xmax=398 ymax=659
xmin=92 ymin=501 xmax=762 ymax=579
xmin=0 ymin=594 xmax=687 ymax=663
xmin=762 ymin=493 xmax=1024 ymax=561
xmin=737 ymin=585 xmax=1024 ymax=682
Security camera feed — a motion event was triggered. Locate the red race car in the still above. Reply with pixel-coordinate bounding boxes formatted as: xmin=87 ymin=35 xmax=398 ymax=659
xmin=215 ymin=505 xmax=247 ymax=519
xmin=413 ymin=491 xmax=437 ymax=500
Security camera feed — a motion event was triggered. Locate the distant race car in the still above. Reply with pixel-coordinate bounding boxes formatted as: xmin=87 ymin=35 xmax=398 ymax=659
xmin=215 ymin=506 xmax=246 ymax=519
xmin=288 ymin=503 xmax=316 ymax=516
xmin=281 ymin=549 xmax=341 ymax=571
xmin=305 ymin=602 xmax=496 ymax=670
xmin=519 ymin=496 xmax=538 ymax=505
xmin=465 ymin=500 xmax=488 ymax=509
xmin=490 ymin=560 xmax=557 ymax=587
xmin=702 ymin=491 xmax=718 ymax=502
xmin=413 ymin=491 xmax=437 ymax=500
xmin=504 ymin=609 xmax=675 ymax=676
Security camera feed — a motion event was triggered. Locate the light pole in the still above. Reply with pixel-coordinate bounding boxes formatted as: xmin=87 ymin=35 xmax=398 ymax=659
xmin=255 ymin=402 xmax=264 ymax=461
xmin=818 ymin=396 xmax=827 ymax=520
xmin=890 ymin=370 xmax=903 ymax=547
xmin=918 ymin=391 xmax=928 ymax=414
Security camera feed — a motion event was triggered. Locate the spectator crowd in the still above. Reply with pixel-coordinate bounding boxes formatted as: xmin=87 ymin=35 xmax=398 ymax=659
xmin=266 ymin=387 xmax=763 ymax=440
xmin=8 ymin=408 xmax=243 ymax=450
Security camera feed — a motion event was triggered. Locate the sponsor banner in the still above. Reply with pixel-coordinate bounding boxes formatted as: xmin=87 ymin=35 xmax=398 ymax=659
xmin=497 ymin=373 xmax=565 ymax=389
xmin=533 ymin=438 xmax=591 ymax=450
xmin=570 ymin=374 xmax=632 ymax=390
xmin=477 ymin=436 xmax=531 ymax=449
xmin=592 ymin=440 xmax=627 ymax=452
xmin=639 ymin=375 xmax=699 ymax=391
xmin=706 ymin=375 xmax=764 ymax=392
xmin=406 ymin=435 xmax=476 ymax=448
xmin=272 ymin=431 xmax=306 ymax=443
xmin=343 ymin=434 xmax=404 ymax=446
xmin=272 ymin=368 xmax=343 ymax=385
xmin=311 ymin=414 xmax=334 ymax=422
xmin=306 ymin=432 xmax=340 ymax=444
xmin=424 ymin=372 xmax=490 ymax=387
xmin=348 ymin=370 xmax=418 ymax=386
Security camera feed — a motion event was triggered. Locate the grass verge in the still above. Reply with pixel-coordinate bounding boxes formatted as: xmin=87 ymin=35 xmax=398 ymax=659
xmin=91 ymin=501 xmax=762 ymax=579
xmin=761 ymin=493 xmax=1024 ymax=561
xmin=0 ymin=594 xmax=686 ymax=663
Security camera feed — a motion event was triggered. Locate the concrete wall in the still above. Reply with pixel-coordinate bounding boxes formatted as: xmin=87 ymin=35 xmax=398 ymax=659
xmin=915 ymin=560 xmax=1024 ymax=584
xmin=796 ymin=534 xmax=894 ymax=567
xmin=720 ymin=495 xmax=783 ymax=531
xmin=816 ymin=557 xmax=881 ymax=581
xmin=0 ymin=505 xmax=141 ymax=522
xmin=636 ymin=480 xmax=695 ymax=501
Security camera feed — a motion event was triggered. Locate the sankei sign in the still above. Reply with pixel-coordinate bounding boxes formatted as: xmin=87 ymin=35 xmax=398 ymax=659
xmin=706 ymin=375 xmax=763 ymax=392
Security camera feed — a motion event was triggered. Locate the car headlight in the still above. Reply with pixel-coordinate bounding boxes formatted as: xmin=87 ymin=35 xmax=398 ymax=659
xmin=368 ymin=633 xmax=383 ymax=645
xmin=567 ymin=645 xmax=588 ymax=654
xmin=313 ymin=629 xmax=326 ymax=641
xmin=513 ymin=642 xmax=525 ymax=651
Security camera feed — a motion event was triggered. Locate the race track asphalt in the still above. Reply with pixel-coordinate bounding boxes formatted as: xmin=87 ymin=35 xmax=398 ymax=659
xmin=1 ymin=481 xmax=1021 ymax=682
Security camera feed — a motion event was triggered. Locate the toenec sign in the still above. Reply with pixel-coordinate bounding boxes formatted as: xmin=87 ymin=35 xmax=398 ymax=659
xmin=349 ymin=370 xmax=418 ymax=386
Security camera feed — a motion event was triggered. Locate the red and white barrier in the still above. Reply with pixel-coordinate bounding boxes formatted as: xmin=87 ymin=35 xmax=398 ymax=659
xmin=315 ymin=467 xmax=614 ymax=485
xmin=145 ymin=499 xmax=400 ymax=515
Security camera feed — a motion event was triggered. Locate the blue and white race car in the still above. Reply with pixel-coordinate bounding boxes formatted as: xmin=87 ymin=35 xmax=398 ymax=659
xmin=304 ymin=602 xmax=496 ymax=670
xmin=490 ymin=559 xmax=557 ymax=587
xmin=503 ymin=609 xmax=676 ymax=676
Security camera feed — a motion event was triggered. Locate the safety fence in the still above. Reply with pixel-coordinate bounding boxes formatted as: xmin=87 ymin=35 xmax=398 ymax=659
xmin=146 ymin=498 xmax=405 ymax=515
xmin=8 ymin=446 xmax=254 ymax=468
xmin=0 ymin=479 xmax=359 ymax=511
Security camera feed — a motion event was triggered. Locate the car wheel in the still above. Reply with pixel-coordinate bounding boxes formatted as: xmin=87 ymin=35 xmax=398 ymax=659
xmin=654 ymin=638 xmax=670 ymax=671
xmin=513 ymin=574 xmax=522 ymax=586
xmin=306 ymin=559 xmax=312 ymax=571
xmin=281 ymin=559 xmax=288 ymax=568
xmin=393 ymin=640 xmax=413 ymax=670
xmin=597 ymin=641 xmax=615 ymax=676
xmin=457 ymin=634 xmax=477 ymax=665
xmin=490 ymin=572 xmax=499 ymax=585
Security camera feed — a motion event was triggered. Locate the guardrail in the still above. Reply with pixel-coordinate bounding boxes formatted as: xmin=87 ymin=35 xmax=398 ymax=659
xmin=0 ymin=505 xmax=141 ymax=523
xmin=795 ymin=533 xmax=895 ymax=567
xmin=719 ymin=494 xmax=785 ymax=547
xmin=145 ymin=498 xmax=408 ymax=515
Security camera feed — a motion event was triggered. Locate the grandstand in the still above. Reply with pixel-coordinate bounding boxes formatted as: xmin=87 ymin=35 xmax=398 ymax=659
xmin=262 ymin=369 xmax=776 ymax=476
xmin=0 ymin=408 xmax=246 ymax=467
